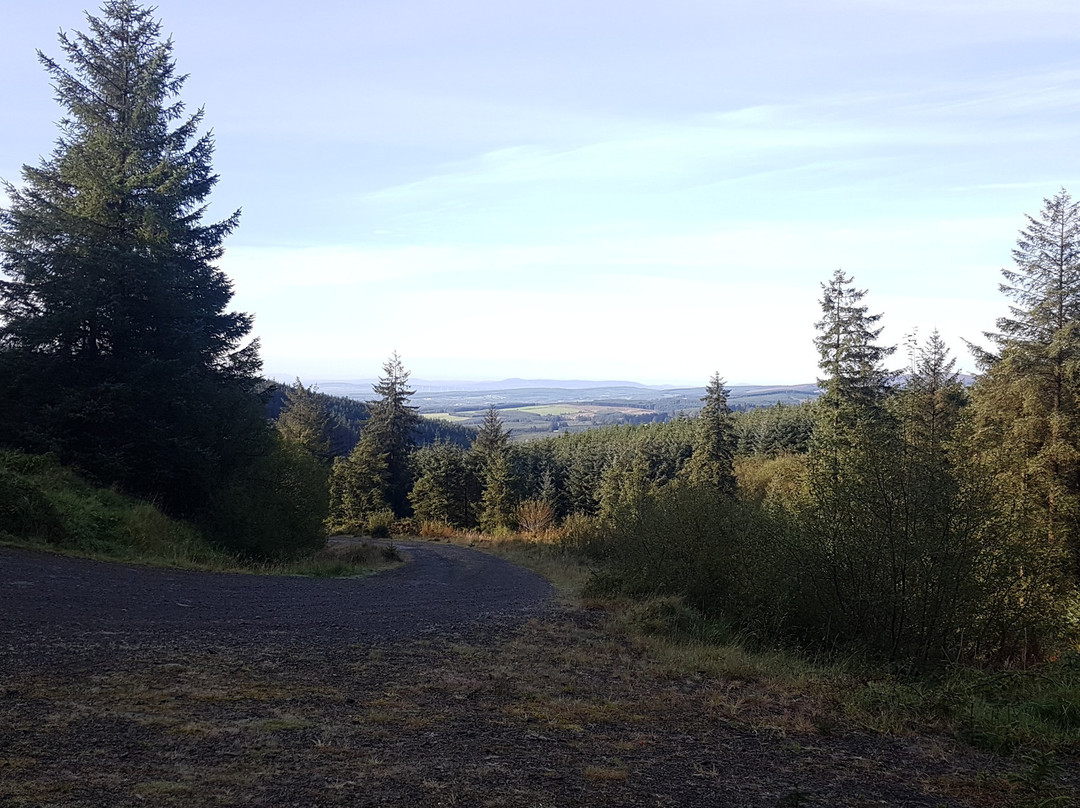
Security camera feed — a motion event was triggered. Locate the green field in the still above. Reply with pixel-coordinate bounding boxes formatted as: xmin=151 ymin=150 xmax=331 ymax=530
xmin=423 ymin=413 xmax=471 ymax=423
xmin=505 ymin=405 xmax=581 ymax=416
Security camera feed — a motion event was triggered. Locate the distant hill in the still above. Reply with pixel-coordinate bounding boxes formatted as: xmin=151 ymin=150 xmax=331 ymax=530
xmin=287 ymin=378 xmax=819 ymax=407
xmin=267 ymin=378 xmax=822 ymax=443
xmin=273 ymin=377 xmax=679 ymax=397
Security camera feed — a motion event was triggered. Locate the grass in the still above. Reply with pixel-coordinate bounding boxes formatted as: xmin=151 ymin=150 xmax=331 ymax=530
xmin=505 ymin=405 xmax=582 ymax=416
xmin=422 ymin=412 xmax=471 ymax=423
xmin=428 ymin=526 xmax=1080 ymax=763
xmin=0 ymin=449 xmax=399 ymax=578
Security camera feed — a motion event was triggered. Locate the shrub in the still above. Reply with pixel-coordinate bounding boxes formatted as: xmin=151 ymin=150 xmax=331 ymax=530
xmin=391 ymin=516 xmax=420 ymax=536
xmin=420 ymin=520 xmax=456 ymax=539
xmin=365 ymin=509 xmax=396 ymax=538
xmin=589 ymin=484 xmax=791 ymax=637
xmin=517 ymin=499 xmax=556 ymax=535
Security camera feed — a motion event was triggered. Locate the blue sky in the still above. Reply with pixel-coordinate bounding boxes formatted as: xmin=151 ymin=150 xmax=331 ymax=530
xmin=3 ymin=1 xmax=1080 ymax=384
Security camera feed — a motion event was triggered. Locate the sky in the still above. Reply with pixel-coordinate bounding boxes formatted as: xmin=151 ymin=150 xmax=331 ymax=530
xmin=3 ymin=1 xmax=1080 ymax=385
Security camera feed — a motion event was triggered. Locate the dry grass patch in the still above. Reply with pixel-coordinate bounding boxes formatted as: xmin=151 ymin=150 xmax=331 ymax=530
xmin=583 ymin=763 xmax=629 ymax=782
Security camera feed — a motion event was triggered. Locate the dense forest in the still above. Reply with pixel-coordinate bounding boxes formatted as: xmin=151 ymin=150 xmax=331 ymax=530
xmin=1 ymin=0 xmax=1078 ymax=673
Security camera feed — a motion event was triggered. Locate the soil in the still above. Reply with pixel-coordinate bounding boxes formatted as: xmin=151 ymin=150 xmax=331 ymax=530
xmin=0 ymin=541 xmax=1070 ymax=807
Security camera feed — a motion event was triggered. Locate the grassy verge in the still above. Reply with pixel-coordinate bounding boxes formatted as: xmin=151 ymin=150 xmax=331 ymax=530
xmin=423 ymin=528 xmax=1080 ymax=767
xmin=0 ymin=450 xmax=398 ymax=577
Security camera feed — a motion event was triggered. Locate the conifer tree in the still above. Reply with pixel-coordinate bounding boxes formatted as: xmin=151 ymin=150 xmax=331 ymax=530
xmin=363 ymin=351 xmax=421 ymax=515
xmin=898 ymin=330 xmax=965 ymax=459
xmin=684 ymin=373 xmax=737 ymax=495
xmin=970 ymin=189 xmax=1080 ymax=577
xmin=473 ymin=406 xmax=511 ymax=462
xmin=0 ymin=1 xmax=263 ymax=514
xmin=276 ymin=380 xmax=333 ymax=463
xmin=814 ymin=269 xmax=895 ymax=422
xmin=409 ymin=441 xmax=470 ymax=527
xmin=327 ymin=436 xmax=390 ymax=533
xmin=538 ymin=465 xmax=562 ymax=515
xmin=810 ymin=269 xmax=896 ymax=485
xmin=479 ymin=450 xmax=518 ymax=533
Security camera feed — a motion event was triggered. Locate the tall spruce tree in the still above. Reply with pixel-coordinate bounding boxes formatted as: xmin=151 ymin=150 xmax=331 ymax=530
xmin=814 ymin=269 xmax=895 ymax=422
xmin=363 ymin=351 xmax=421 ymax=515
xmin=899 ymin=329 xmax=965 ymax=459
xmin=326 ymin=435 xmax=391 ymax=533
xmin=970 ymin=189 xmax=1080 ymax=578
xmin=472 ymin=406 xmax=511 ymax=462
xmin=479 ymin=450 xmax=518 ymax=533
xmin=0 ymin=1 xmax=264 ymax=514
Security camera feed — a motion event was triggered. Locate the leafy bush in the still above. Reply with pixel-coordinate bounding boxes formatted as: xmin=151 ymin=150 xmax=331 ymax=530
xmin=365 ymin=509 xmax=396 ymax=538
xmin=587 ymin=484 xmax=792 ymax=641
xmin=391 ymin=516 xmax=420 ymax=536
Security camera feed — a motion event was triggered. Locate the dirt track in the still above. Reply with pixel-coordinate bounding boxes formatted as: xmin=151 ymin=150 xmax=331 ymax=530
xmin=0 ymin=542 xmax=1065 ymax=807
xmin=0 ymin=540 xmax=553 ymax=669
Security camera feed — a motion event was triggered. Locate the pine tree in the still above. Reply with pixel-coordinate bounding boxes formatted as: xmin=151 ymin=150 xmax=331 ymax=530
xmin=479 ymin=451 xmax=518 ymax=533
xmin=0 ymin=1 xmax=263 ymax=514
xmin=276 ymin=380 xmax=333 ymax=463
xmin=409 ymin=441 xmax=470 ymax=527
xmin=684 ymin=373 xmax=737 ymax=495
xmin=970 ymin=189 xmax=1080 ymax=577
xmin=898 ymin=330 xmax=965 ymax=459
xmin=327 ymin=436 xmax=391 ymax=533
xmin=473 ymin=406 xmax=511 ymax=462
xmin=363 ymin=351 xmax=421 ymax=515
xmin=811 ymin=269 xmax=895 ymax=473
xmin=815 ymin=270 xmax=894 ymax=412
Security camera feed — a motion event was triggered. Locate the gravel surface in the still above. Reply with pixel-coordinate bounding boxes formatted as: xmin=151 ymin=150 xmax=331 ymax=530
xmin=0 ymin=540 xmax=553 ymax=669
xmin=1 ymin=542 xmax=1072 ymax=807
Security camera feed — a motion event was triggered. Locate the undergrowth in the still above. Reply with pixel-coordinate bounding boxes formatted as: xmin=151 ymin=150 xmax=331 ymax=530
xmin=431 ymin=523 xmax=1080 ymax=761
xmin=0 ymin=450 xmax=394 ymax=577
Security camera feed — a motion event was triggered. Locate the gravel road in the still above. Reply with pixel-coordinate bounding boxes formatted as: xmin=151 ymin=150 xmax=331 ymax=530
xmin=0 ymin=540 xmax=553 ymax=668
xmin=2 ymin=543 xmax=1066 ymax=807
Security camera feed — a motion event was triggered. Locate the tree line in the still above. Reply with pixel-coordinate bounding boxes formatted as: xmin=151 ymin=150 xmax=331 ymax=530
xmin=308 ymin=194 xmax=1080 ymax=667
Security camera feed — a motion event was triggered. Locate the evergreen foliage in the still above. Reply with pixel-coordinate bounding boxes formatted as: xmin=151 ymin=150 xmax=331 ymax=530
xmin=0 ymin=0 xmax=265 ymax=516
xmin=734 ymin=402 xmax=816 ymax=456
xmin=683 ymin=372 xmax=737 ymax=495
xmin=276 ymin=380 xmax=333 ymax=463
xmin=897 ymin=330 xmax=966 ymax=458
xmin=814 ymin=269 xmax=895 ymax=425
xmin=479 ymin=450 xmax=519 ymax=533
xmin=473 ymin=406 xmax=512 ymax=461
xmin=970 ymin=189 xmax=1080 ymax=578
xmin=409 ymin=441 xmax=471 ymax=527
xmin=208 ymin=432 xmax=329 ymax=558
xmin=326 ymin=436 xmax=390 ymax=534
xmin=363 ymin=352 xmax=421 ymax=515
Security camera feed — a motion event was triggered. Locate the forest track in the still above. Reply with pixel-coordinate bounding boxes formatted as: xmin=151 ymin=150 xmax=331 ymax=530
xmin=0 ymin=542 xmax=1058 ymax=807
xmin=0 ymin=539 xmax=553 ymax=669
